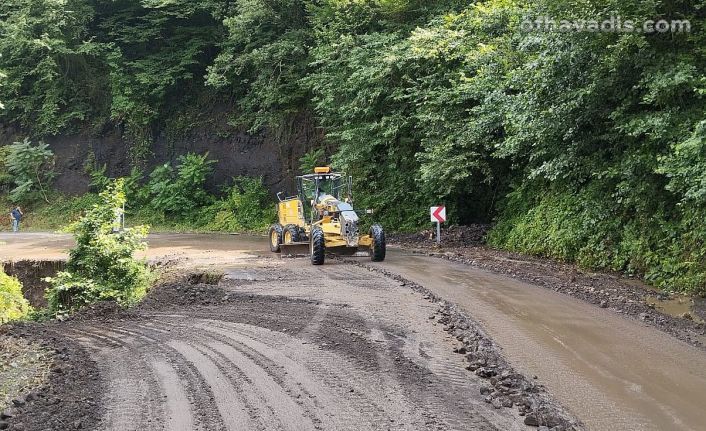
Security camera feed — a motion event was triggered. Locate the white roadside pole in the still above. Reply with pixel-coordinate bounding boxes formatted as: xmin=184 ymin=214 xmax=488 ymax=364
xmin=430 ymin=206 xmax=446 ymax=244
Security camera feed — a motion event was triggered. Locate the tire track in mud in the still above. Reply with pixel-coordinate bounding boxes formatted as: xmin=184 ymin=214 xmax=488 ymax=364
xmin=152 ymin=318 xmax=403 ymax=430
xmin=167 ymin=341 xmax=253 ymax=429
xmin=84 ymin=318 xmax=394 ymax=431
xmin=64 ymin=327 xmax=165 ymax=431
xmin=198 ymin=320 xmax=397 ymax=430
xmin=51 ymin=258 xmax=533 ymax=431
xmin=100 ymin=324 xmax=229 ymax=431
xmin=67 ymin=325 xmax=227 ymax=431
xmin=149 ymin=358 xmax=194 ymax=431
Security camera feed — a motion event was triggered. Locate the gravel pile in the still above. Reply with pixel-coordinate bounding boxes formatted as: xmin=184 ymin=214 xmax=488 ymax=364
xmin=388 ymin=224 xmax=490 ymax=248
xmin=0 ymin=323 xmax=103 ymax=431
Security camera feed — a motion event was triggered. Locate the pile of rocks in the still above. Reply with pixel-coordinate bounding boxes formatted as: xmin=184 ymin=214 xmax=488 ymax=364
xmin=388 ymin=224 xmax=490 ymax=248
xmin=437 ymin=305 xmax=581 ymax=430
xmin=352 ymin=260 xmax=583 ymax=431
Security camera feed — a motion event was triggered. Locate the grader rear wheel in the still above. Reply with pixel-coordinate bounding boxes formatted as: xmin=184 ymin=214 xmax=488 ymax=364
xmin=283 ymin=224 xmax=301 ymax=244
xmin=269 ymin=224 xmax=283 ymax=253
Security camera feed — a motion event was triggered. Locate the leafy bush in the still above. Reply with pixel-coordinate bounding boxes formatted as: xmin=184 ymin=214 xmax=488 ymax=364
xmin=299 ymin=148 xmax=325 ymax=174
xmin=46 ymin=179 xmax=151 ymax=314
xmin=0 ymin=267 xmax=32 ymax=324
xmin=4 ymin=138 xmax=55 ymax=203
xmin=205 ymin=177 xmax=276 ymax=232
xmin=88 ymin=164 xmax=111 ymax=192
xmin=0 ymin=146 xmax=11 ymax=192
xmin=146 ymin=153 xmax=216 ymax=217
xmin=489 ymin=186 xmax=706 ymax=296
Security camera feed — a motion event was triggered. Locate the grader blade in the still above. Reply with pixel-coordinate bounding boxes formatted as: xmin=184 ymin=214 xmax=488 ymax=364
xmin=280 ymin=242 xmax=310 ymax=257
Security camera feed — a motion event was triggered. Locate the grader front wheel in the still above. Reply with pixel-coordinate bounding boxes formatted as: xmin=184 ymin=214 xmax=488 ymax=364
xmin=310 ymin=227 xmax=325 ymax=265
xmin=370 ymin=224 xmax=386 ymax=262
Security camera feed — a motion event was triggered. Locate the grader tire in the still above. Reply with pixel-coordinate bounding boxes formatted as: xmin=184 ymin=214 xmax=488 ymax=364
xmin=310 ymin=227 xmax=325 ymax=265
xmin=370 ymin=224 xmax=386 ymax=262
xmin=269 ymin=224 xmax=283 ymax=253
xmin=283 ymin=224 xmax=301 ymax=244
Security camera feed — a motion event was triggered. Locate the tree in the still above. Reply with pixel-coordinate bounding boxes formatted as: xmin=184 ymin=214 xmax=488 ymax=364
xmin=4 ymin=138 xmax=55 ymax=203
xmin=46 ymin=179 xmax=151 ymax=314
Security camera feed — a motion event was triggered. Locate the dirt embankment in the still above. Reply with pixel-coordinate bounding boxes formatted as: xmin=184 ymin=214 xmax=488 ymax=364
xmin=388 ymin=226 xmax=706 ymax=350
xmin=1 ymin=257 xmax=580 ymax=431
xmin=0 ymin=108 xmax=321 ymax=196
xmin=0 ymin=324 xmax=103 ymax=431
xmin=2 ymin=261 xmax=65 ymax=308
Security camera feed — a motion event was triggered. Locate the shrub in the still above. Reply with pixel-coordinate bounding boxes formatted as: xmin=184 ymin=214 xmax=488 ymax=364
xmin=299 ymin=148 xmax=325 ymax=174
xmin=84 ymin=156 xmax=112 ymax=193
xmin=0 ymin=267 xmax=32 ymax=324
xmin=0 ymin=146 xmax=12 ymax=192
xmin=146 ymin=152 xmax=216 ymax=216
xmin=45 ymin=179 xmax=151 ymax=314
xmin=205 ymin=177 xmax=276 ymax=232
xmin=4 ymin=138 xmax=55 ymax=203
xmin=489 ymin=186 xmax=706 ymax=295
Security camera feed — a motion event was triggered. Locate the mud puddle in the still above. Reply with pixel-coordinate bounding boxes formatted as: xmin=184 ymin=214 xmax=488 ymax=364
xmin=646 ymin=295 xmax=704 ymax=324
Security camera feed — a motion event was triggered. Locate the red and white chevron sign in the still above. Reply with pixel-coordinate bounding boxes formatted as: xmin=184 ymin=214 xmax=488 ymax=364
xmin=430 ymin=206 xmax=446 ymax=223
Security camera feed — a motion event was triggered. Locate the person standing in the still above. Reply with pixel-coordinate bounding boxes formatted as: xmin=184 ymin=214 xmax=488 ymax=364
xmin=10 ymin=206 xmax=23 ymax=232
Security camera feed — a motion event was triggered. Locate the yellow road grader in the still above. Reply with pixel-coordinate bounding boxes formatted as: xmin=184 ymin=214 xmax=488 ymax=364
xmin=269 ymin=167 xmax=385 ymax=265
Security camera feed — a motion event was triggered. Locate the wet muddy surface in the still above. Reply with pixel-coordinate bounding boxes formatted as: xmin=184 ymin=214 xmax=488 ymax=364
xmin=1 ymin=257 xmax=550 ymax=431
xmin=0 ymin=232 xmax=267 ymax=262
xmin=645 ymin=295 xmax=705 ymax=323
xmin=3 ymin=233 xmax=706 ymax=430
xmin=387 ymin=231 xmax=706 ymax=347
xmin=373 ymin=250 xmax=706 ymax=431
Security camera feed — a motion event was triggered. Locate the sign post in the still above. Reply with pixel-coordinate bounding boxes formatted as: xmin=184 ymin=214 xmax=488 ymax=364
xmin=430 ymin=206 xmax=446 ymax=244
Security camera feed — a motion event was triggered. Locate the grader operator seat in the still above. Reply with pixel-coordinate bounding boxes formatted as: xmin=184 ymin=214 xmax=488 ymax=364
xmin=298 ymin=167 xmax=351 ymax=222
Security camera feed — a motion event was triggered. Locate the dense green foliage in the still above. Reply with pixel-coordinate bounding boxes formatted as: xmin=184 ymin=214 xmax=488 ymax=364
xmin=0 ymin=267 xmax=32 ymax=324
xmin=1 ymin=139 xmax=54 ymax=202
xmin=1 ymin=0 xmax=705 ymax=293
xmin=204 ymin=177 xmax=278 ymax=232
xmin=83 ymin=152 xmax=275 ymax=231
xmin=143 ymin=153 xmax=216 ymax=217
xmin=46 ymin=180 xmax=151 ymax=314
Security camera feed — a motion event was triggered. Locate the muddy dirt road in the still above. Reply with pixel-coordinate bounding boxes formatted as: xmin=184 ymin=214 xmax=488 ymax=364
xmin=0 ymin=232 xmax=264 ymax=262
xmin=6 ymin=257 xmax=530 ymax=431
xmin=375 ymin=253 xmax=706 ymax=431
xmin=3 ymin=233 xmax=706 ymax=430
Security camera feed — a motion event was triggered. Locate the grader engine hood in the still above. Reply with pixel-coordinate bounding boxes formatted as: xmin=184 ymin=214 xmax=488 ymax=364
xmin=318 ymin=196 xmax=360 ymax=247
xmin=337 ymin=202 xmax=360 ymax=247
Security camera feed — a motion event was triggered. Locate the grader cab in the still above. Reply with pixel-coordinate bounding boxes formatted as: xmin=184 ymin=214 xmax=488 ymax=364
xmin=269 ymin=167 xmax=385 ymax=265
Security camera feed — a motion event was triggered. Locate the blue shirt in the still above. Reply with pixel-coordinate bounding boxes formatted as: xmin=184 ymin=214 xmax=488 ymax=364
xmin=11 ymin=209 xmax=21 ymax=221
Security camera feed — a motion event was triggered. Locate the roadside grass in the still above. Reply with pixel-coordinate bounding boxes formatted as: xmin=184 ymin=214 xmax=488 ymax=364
xmin=0 ymin=193 xmax=271 ymax=235
xmin=0 ymin=193 xmax=99 ymax=232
